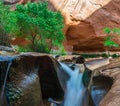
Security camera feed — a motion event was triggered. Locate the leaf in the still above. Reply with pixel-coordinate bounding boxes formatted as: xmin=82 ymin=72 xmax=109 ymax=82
xmin=112 ymin=28 xmax=120 ymax=35
xmin=104 ymin=27 xmax=111 ymax=34
xmin=104 ymin=40 xmax=119 ymax=48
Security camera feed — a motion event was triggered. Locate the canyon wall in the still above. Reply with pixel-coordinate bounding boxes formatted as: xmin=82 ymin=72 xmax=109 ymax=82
xmin=49 ymin=0 xmax=120 ymax=52
xmin=9 ymin=0 xmax=120 ymax=52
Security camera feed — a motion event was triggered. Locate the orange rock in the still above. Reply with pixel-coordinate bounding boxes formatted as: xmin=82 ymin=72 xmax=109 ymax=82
xmin=11 ymin=38 xmax=30 ymax=46
xmin=10 ymin=0 xmax=120 ymax=52
xmin=49 ymin=0 xmax=120 ymax=52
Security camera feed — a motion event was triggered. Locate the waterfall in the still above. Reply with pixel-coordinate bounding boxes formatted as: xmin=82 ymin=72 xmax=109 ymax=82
xmin=60 ymin=62 xmax=86 ymax=106
xmin=0 ymin=56 xmax=15 ymax=106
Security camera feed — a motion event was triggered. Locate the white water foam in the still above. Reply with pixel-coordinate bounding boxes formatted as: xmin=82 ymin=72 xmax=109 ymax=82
xmin=60 ymin=63 xmax=86 ymax=106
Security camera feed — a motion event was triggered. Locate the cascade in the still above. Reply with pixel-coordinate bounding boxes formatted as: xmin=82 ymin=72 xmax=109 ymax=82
xmin=0 ymin=56 xmax=15 ymax=106
xmin=60 ymin=62 xmax=87 ymax=106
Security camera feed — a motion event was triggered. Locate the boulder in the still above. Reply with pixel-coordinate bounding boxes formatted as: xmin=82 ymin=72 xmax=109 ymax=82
xmin=5 ymin=54 xmax=43 ymax=106
xmin=36 ymin=55 xmax=64 ymax=98
xmin=0 ymin=53 xmax=64 ymax=106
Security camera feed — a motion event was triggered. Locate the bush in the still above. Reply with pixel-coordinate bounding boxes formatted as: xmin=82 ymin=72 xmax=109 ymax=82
xmin=104 ymin=27 xmax=120 ymax=57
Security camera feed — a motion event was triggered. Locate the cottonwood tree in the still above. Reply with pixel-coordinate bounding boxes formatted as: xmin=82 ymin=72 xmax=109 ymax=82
xmin=0 ymin=2 xmax=11 ymax=46
xmin=8 ymin=2 xmax=65 ymax=53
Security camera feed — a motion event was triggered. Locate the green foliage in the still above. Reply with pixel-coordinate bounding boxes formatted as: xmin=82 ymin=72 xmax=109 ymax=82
xmin=104 ymin=27 xmax=120 ymax=48
xmin=13 ymin=45 xmax=33 ymax=52
xmin=0 ymin=2 xmax=10 ymax=29
xmin=104 ymin=27 xmax=111 ymax=34
xmin=8 ymin=2 xmax=65 ymax=53
xmin=0 ymin=2 xmax=11 ymax=46
xmin=104 ymin=27 xmax=120 ymax=57
xmin=104 ymin=36 xmax=119 ymax=48
xmin=51 ymin=45 xmax=67 ymax=55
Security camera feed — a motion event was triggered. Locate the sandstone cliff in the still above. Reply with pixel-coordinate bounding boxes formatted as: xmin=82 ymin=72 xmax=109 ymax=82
xmin=49 ymin=0 xmax=120 ymax=52
xmin=9 ymin=0 xmax=120 ymax=52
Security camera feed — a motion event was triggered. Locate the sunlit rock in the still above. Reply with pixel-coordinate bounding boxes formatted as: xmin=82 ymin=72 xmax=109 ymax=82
xmin=48 ymin=0 xmax=120 ymax=52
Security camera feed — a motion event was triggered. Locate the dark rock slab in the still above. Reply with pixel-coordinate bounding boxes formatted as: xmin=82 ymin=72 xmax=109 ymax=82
xmin=37 ymin=55 xmax=64 ymax=99
xmin=3 ymin=53 xmax=64 ymax=106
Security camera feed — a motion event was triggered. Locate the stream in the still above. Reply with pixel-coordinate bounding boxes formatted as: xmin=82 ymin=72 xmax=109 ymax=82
xmin=0 ymin=56 xmax=15 ymax=106
xmin=0 ymin=55 xmax=113 ymax=106
xmin=60 ymin=62 xmax=87 ymax=106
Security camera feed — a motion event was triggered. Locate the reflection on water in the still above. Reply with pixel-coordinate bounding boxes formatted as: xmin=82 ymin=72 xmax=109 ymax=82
xmin=91 ymin=86 xmax=106 ymax=106
xmin=91 ymin=76 xmax=113 ymax=106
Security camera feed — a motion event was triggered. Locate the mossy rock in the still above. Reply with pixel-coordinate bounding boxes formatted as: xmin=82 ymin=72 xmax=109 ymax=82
xmin=82 ymin=68 xmax=92 ymax=87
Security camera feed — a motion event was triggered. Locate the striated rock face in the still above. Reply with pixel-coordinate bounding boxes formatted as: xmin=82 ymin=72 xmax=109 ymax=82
xmin=95 ymin=58 xmax=120 ymax=106
xmin=9 ymin=0 xmax=120 ymax=52
xmin=49 ymin=0 xmax=120 ymax=52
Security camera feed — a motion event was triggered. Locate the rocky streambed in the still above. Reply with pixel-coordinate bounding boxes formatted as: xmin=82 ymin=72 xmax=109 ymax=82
xmin=0 ymin=52 xmax=119 ymax=106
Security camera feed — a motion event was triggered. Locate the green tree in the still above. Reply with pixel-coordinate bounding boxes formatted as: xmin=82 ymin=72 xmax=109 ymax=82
xmin=0 ymin=2 xmax=11 ymax=46
xmin=104 ymin=27 xmax=120 ymax=57
xmin=8 ymin=2 xmax=65 ymax=53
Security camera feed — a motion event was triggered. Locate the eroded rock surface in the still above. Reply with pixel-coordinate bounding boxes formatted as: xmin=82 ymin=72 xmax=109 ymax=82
xmin=0 ymin=53 xmax=64 ymax=106
xmin=36 ymin=55 xmax=64 ymax=98
xmin=49 ymin=0 xmax=120 ymax=52
xmin=9 ymin=0 xmax=120 ymax=52
xmin=94 ymin=58 xmax=120 ymax=106
xmin=1 ymin=53 xmax=120 ymax=106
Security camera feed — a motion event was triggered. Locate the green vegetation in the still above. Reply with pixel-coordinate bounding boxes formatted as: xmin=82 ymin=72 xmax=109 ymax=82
xmin=0 ymin=2 xmax=65 ymax=54
xmin=0 ymin=2 xmax=11 ymax=46
xmin=104 ymin=27 xmax=120 ymax=57
xmin=72 ymin=53 xmax=120 ymax=58
xmin=82 ymin=68 xmax=92 ymax=87
xmin=9 ymin=2 xmax=65 ymax=53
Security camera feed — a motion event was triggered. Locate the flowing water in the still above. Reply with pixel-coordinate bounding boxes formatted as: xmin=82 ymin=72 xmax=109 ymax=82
xmin=0 ymin=56 xmax=15 ymax=106
xmin=0 ymin=56 xmax=113 ymax=106
xmin=60 ymin=63 xmax=86 ymax=106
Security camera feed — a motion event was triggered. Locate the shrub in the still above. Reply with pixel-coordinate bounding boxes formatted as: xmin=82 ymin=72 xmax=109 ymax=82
xmin=104 ymin=27 xmax=120 ymax=57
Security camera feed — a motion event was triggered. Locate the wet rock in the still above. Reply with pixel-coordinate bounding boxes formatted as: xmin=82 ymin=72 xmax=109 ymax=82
xmin=0 ymin=46 xmax=15 ymax=52
xmin=19 ymin=54 xmax=67 ymax=94
xmin=91 ymin=75 xmax=113 ymax=106
xmin=82 ymin=58 xmax=113 ymax=106
xmin=86 ymin=58 xmax=110 ymax=70
xmin=0 ymin=53 xmax=68 ymax=106
xmin=56 ymin=55 xmax=84 ymax=63
xmin=94 ymin=58 xmax=120 ymax=106
xmin=0 ymin=56 xmax=15 ymax=106
xmin=37 ymin=55 xmax=64 ymax=99
xmin=7 ymin=54 xmax=43 ymax=106
xmin=82 ymin=67 xmax=92 ymax=88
